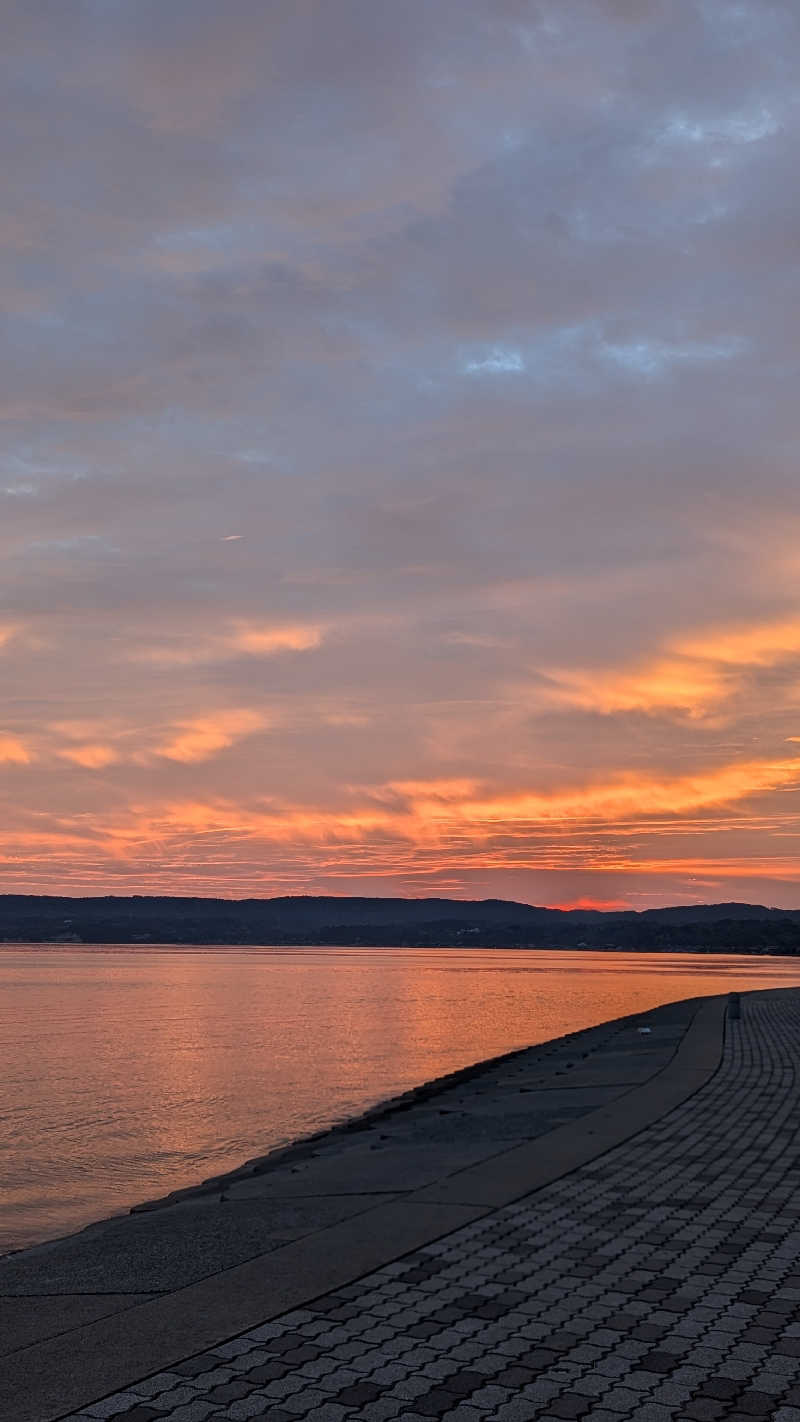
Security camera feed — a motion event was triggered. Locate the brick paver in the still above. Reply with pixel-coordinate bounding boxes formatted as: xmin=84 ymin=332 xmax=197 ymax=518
xmin=63 ymin=993 xmax=800 ymax=1421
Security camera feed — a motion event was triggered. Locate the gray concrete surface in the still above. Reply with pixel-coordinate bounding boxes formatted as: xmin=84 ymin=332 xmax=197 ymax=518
xmin=0 ymin=1295 xmax=156 ymax=1357
xmin=0 ymin=1194 xmax=398 ymax=1296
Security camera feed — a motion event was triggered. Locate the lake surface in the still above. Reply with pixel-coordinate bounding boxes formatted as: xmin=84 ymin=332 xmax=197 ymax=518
xmin=3 ymin=944 xmax=800 ymax=1254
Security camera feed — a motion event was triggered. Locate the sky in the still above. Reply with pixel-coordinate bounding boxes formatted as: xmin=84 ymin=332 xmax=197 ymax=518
xmin=3 ymin=0 xmax=800 ymax=909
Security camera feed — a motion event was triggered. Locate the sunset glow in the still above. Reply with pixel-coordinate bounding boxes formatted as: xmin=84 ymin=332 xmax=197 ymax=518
xmin=3 ymin=1 xmax=800 ymax=909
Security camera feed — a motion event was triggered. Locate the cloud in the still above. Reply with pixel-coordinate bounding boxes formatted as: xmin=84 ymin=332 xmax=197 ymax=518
xmin=620 ymin=856 xmax=800 ymax=883
xmin=542 ymin=658 xmax=732 ymax=717
xmin=231 ymin=623 xmax=324 ymax=655
xmin=2 ymin=0 xmax=800 ymax=906
xmin=156 ymin=709 xmax=267 ymax=763
xmin=538 ymin=610 xmax=800 ymax=720
xmin=129 ymin=622 xmax=324 ymax=666
xmin=0 ymin=734 xmax=31 ymax=765
xmin=660 ymin=108 xmax=780 ymax=147
xmin=675 ymin=614 xmax=800 ymax=668
xmin=57 ymin=744 xmax=119 ymax=769
xmin=455 ymin=758 xmax=800 ymax=826
xmin=386 ymin=778 xmax=479 ymax=802
xmin=3 ymin=749 xmax=798 ymax=903
xmin=601 ymin=334 xmax=746 ymax=377
xmin=463 ymin=347 xmax=525 ymax=375
xmin=116 ymin=755 xmax=800 ymax=849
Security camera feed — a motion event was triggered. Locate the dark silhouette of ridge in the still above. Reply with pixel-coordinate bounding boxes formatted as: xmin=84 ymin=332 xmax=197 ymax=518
xmin=1 ymin=893 xmax=799 ymax=952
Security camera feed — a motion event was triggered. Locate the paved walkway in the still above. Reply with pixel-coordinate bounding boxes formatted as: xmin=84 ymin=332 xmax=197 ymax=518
xmin=54 ymin=990 xmax=800 ymax=1422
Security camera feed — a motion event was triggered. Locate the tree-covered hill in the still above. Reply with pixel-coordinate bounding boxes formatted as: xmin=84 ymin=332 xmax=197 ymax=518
xmin=2 ymin=894 xmax=800 ymax=952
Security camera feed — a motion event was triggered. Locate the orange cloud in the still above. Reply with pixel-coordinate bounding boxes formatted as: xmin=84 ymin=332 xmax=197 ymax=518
xmin=675 ymin=614 xmax=800 ymax=667
xmin=99 ymin=755 xmax=800 ymax=865
xmin=456 ymin=758 xmax=800 ymax=825
xmin=57 ymin=744 xmax=119 ymax=769
xmin=130 ymin=644 xmax=219 ymax=667
xmin=543 ymin=658 xmax=730 ymax=716
xmin=231 ymin=623 xmax=323 ymax=655
xmin=130 ymin=622 xmax=324 ymax=666
xmin=2 ymin=751 xmax=799 ymax=899
xmin=156 ymin=709 xmax=267 ymax=763
xmin=0 ymin=734 xmax=31 ymax=764
xmin=620 ymin=856 xmax=800 ymax=882
xmin=540 ymin=610 xmax=800 ymax=720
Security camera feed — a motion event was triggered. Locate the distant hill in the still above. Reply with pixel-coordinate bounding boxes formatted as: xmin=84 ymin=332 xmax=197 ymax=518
xmin=639 ymin=901 xmax=793 ymax=924
xmin=2 ymin=893 xmax=800 ymax=952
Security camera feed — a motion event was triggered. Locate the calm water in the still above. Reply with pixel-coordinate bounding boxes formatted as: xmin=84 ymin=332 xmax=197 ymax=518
xmin=3 ymin=944 xmax=800 ymax=1254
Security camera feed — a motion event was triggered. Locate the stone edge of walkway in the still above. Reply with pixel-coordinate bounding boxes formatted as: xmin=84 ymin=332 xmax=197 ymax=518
xmin=6 ymin=992 xmax=728 ymax=1422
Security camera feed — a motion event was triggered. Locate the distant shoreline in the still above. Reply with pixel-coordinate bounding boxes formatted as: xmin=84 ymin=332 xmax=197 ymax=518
xmin=2 ymin=892 xmax=800 ymax=953
xmin=1 ymin=938 xmax=795 ymax=956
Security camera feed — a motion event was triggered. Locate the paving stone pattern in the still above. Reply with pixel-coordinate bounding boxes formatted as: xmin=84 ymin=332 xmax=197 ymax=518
xmin=63 ymin=993 xmax=800 ymax=1422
